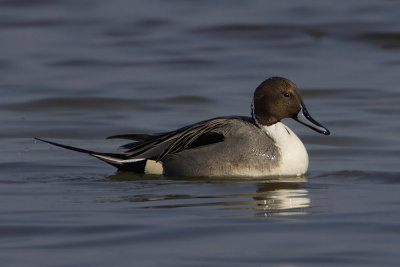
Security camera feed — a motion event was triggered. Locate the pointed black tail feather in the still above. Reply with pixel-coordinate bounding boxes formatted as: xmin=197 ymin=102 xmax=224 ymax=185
xmin=35 ymin=137 xmax=99 ymax=155
xmin=34 ymin=137 xmax=145 ymax=170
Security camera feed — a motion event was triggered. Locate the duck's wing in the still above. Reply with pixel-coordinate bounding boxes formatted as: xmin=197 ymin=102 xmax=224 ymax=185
xmin=107 ymin=133 xmax=167 ymax=143
xmin=108 ymin=116 xmax=245 ymax=161
xmin=107 ymin=133 xmax=168 ymax=150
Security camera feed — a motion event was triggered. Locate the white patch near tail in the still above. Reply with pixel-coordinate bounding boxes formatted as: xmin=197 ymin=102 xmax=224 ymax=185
xmin=144 ymin=160 xmax=164 ymax=175
xmin=94 ymin=154 xmax=163 ymax=174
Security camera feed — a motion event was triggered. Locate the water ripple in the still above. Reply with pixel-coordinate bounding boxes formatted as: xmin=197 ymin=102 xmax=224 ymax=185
xmin=314 ymin=170 xmax=400 ymax=184
xmin=1 ymin=96 xmax=213 ymax=112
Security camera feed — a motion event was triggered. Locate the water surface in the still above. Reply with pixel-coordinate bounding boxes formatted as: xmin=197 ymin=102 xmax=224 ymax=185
xmin=1 ymin=0 xmax=400 ymax=266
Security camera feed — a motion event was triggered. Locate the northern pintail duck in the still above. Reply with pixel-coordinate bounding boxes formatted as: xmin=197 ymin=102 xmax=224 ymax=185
xmin=36 ymin=77 xmax=329 ymax=177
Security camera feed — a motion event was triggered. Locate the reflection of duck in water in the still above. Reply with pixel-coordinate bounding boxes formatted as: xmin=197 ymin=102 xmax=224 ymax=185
xmin=36 ymin=77 xmax=329 ymax=177
xmin=253 ymin=177 xmax=310 ymax=216
xmin=107 ymin=174 xmax=310 ymax=217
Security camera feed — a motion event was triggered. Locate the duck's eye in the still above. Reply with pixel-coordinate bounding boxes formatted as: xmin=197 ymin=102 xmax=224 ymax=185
xmin=283 ymin=92 xmax=290 ymax=97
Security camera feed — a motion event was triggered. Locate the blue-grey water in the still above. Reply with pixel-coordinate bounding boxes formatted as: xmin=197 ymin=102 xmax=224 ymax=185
xmin=1 ymin=0 xmax=400 ymax=266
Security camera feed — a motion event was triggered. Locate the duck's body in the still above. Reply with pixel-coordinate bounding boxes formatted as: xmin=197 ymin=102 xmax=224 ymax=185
xmin=164 ymin=117 xmax=280 ymax=177
xmin=36 ymin=77 xmax=329 ymax=178
xmin=159 ymin=118 xmax=308 ymax=177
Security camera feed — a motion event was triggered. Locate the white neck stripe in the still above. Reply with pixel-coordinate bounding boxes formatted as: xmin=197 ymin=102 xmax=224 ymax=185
xmin=251 ymin=99 xmax=262 ymax=128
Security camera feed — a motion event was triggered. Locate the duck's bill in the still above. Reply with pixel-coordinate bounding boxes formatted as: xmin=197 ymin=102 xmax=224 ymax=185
xmin=294 ymin=106 xmax=330 ymax=135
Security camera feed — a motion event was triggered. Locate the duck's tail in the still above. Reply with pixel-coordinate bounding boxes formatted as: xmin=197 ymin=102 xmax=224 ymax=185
xmin=34 ymin=138 xmax=147 ymax=172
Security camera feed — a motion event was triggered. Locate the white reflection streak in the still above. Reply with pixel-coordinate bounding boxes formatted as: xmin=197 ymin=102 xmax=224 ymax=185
xmin=255 ymin=188 xmax=310 ymax=214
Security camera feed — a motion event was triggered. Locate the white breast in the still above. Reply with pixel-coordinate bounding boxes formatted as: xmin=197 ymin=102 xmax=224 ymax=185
xmin=262 ymin=122 xmax=309 ymax=176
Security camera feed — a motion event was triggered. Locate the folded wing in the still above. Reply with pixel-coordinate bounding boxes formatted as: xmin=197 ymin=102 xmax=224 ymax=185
xmin=107 ymin=117 xmax=240 ymax=161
